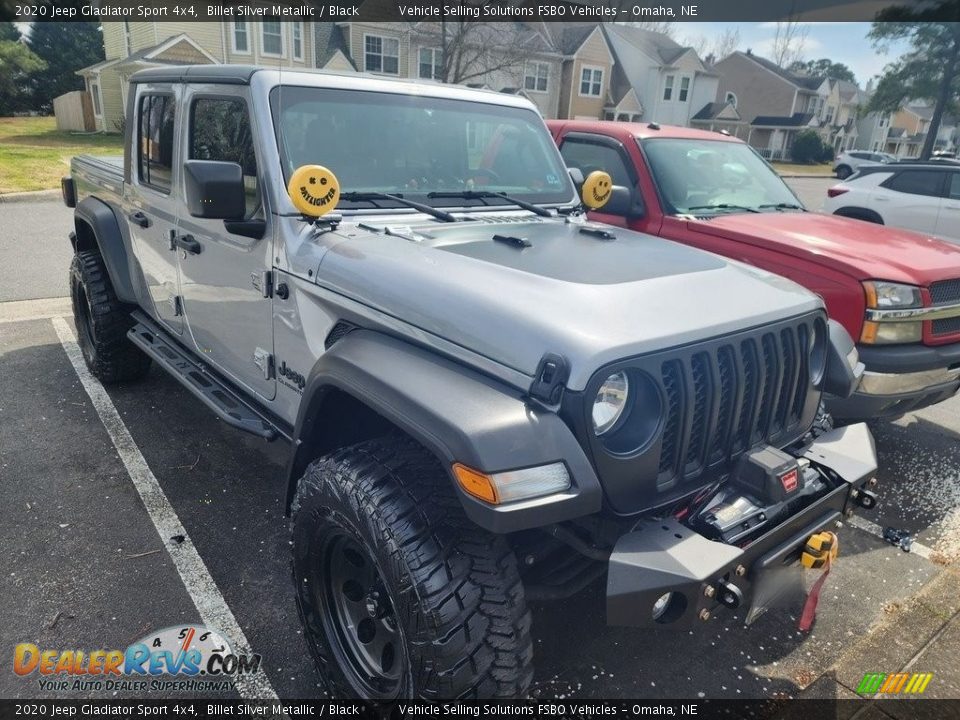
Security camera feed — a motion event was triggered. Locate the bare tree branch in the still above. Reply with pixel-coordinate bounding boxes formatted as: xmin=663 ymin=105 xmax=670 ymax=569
xmin=770 ymin=20 xmax=808 ymax=68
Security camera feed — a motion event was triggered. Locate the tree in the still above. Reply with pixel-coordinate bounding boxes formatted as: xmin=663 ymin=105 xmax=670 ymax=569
xmin=0 ymin=21 xmax=21 ymax=41
xmin=0 ymin=40 xmax=46 ymax=115
xmin=770 ymin=20 xmax=808 ymax=68
xmin=684 ymin=27 xmax=741 ymax=63
xmin=869 ymin=1 xmax=960 ymax=159
xmin=27 ymin=21 xmax=104 ymax=113
xmin=790 ymin=58 xmax=857 ymax=83
xmin=410 ymin=22 xmax=544 ymax=86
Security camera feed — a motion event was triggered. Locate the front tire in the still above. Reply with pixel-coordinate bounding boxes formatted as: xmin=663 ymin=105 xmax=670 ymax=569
xmin=291 ymin=436 xmax=534 ymax=699
xmin=70 ymin=250 xmax=151 ymax=384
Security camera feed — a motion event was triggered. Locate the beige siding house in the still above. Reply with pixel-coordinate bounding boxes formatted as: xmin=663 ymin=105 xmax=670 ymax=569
xmin=77 ymin=21 xmax=315 ymax=132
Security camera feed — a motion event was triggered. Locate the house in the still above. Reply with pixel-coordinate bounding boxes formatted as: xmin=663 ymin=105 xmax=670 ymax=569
xmin=76 ymin=21 xmax=316 ymax=132
xmin=602 ymin=24 xmax=719 ymax=128
xmin=856 ymin=107 xmax=894 ymax=154
xmin=543 ymin=24 xmax=617 ymax=121
xmin=822 ymin=78 xmax=863 ymax=153
xmin=712 ymin=50 xmax=832 ymax=159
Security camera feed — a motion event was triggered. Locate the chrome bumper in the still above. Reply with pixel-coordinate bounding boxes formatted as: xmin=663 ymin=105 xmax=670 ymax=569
xmin=858 ymin=366 xmax=960 ymax=396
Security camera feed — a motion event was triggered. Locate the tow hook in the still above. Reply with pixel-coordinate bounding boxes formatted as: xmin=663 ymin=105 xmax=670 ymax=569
xmin=851 ymin=488 xmax=878 ymax=510
xmin=715 ymin=580 xmax=743 ymax=609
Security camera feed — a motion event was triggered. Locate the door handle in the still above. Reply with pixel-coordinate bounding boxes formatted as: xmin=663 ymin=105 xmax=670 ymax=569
xmin=175 ymin=234 xmax=202 ymax=255
xmin=128 ymin=211 xmax=151 ymax=228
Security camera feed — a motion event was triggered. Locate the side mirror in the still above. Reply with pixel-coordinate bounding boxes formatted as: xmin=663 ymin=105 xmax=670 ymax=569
xmin=183 ymin=160 xmax=245 ymax=220
xmin=600 ymin=185 xmax=644 ymax=219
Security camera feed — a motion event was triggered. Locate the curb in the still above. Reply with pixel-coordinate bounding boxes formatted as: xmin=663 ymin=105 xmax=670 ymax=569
xmin=0 ymin=189 xmax=61 ymax=204
xmin=778 ymin=174 xmax=837 ymax=179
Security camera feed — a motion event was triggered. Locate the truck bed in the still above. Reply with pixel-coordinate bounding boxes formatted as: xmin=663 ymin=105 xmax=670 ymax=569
xmin=72 ymin=154 xmax=124 ymax=203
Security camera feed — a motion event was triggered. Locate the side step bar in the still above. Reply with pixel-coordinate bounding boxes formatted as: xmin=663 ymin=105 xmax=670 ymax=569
xmin=127 ymin=317 xmax=279 ymax=441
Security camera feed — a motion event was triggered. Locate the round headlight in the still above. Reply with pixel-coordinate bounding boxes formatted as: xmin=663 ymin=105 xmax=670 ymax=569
xmin=592 ymin=371 xmax=629 ymax=435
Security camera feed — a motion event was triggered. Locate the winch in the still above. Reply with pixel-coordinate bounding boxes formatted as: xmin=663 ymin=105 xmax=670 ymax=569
xmin=688 ymin=446 xmax=829 ymax=545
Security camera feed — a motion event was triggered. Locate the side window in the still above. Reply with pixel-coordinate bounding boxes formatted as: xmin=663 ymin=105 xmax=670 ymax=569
xmin=948 ymin=173 xmax=960 ymax=200
xmin=559 ymin=138 xmax=633 ymax=188
xmin=882 ymin=170 xmax=946 ymax=198
xmin=138 ymin=94 xmax=176 ymax=193
xmin=190 ymin=97 xmax=260 ymax=219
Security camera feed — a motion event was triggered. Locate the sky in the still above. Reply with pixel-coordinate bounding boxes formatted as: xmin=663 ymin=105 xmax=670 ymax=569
xmin=677 ymin=22 xmax=910 ymax=87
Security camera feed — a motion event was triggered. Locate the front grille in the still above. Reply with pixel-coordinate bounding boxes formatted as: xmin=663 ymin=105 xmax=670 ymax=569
xmin=928 ymin=280 xmax=960 ymax=336
xmin=930 ymin=279 xmax=960 ymax=305
xmin=653 ymin=320 xmax=813 ymax=487
xmin=933 ymin=317 xmax=960 ymax=336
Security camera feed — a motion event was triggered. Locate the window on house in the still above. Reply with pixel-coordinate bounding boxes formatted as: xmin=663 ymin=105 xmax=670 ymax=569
xmin=678 ymin=76 xmax=690 ymax=102
xmin=825 ymin=105 xmax=835 ymax=123
xmin=90 ymin=82 xmax=102 ymax=116
xmin=261 ymin=21 xmax=283 ymax=56
xmin=292 ymin=22 xmax=303 ymax=61
xmin=138 ymin=94 xmax=176 ymax=194
xmin=524 ymin=62 xmax=549 ymax=93
xmin=725 ymin=91 xmax=737 ymax=108
xmin=232 ymin=21 xmax=249 ymax=53
xmin=190 ymin=97 xmax=260 ymax=219
xmin=579 ymin=67 xmax=603 ymax=97
xmin=365 ymin=35 xmax=399 ymax=74
xmin=663 ymin=75 xmax=674 ymax=101
xmin=419 ymin=48 xmax=442 ymax=80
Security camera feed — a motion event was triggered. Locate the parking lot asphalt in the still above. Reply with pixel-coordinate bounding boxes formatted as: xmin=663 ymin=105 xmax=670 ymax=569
xmin=3 ymin=178 xmax=960 ymax=702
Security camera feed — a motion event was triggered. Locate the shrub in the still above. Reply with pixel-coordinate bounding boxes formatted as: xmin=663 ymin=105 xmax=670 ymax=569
xmin=791 ymin=130 xmax=828 ymax=164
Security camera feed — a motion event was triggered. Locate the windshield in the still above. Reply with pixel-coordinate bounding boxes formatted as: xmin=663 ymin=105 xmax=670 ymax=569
xmin=640 ymin=138 xmax=804 ymax=215
xmin=270 ymin=86 xmax=572 ymax=210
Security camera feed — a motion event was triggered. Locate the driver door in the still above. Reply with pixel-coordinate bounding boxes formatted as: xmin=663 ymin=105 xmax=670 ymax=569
xmin=174 ymin=87 xmax=276 ymax=401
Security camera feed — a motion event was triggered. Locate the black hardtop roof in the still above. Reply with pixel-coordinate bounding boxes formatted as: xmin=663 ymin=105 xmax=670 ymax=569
xmin=129 ymin=65 xmax=261 ymax=85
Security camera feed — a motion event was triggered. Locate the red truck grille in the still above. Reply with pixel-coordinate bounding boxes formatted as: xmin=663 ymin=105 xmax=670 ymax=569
xmin=656 ymin=323 xmax=812 ymax=483
xmin=929 ymin=279 xmax=960 ymax=338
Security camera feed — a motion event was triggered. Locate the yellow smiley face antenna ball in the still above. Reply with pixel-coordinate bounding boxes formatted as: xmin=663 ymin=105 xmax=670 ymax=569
xmin=582 ymin=170 xmax=613 ymax=210
xmin=288 ymin=165 xmax=340 ymax=217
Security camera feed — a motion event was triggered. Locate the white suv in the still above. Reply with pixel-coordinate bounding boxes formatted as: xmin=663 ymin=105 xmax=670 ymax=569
xmin=822 ymin=163 xmax=960 ymax=244
xmin=833 ymin=150 xmax=897 ymax=179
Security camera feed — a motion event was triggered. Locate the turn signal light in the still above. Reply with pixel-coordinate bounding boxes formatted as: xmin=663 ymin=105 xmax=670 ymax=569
xmin=453 ymin=464 xmax=498 ymax=504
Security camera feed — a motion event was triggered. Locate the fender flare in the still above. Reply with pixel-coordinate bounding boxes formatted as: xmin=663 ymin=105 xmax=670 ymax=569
xmin=285 ymin=330 xmax=603 ymax=533
xmin=832 ymin=206 xmax=884 ymax=225
xmin=73 ymin=197 xmax=138 ymax=304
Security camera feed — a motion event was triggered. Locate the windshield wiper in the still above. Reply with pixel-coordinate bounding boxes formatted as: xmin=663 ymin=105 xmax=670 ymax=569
xmin=758 ymin=202 xmax=806 ymax=211
xmin=339 ymin=192 xmax=457 ymax=223
xmin=427 ymin=190 xmax=553 ymax=218
xmin=685 ymin=204 xmax=760 ymax=214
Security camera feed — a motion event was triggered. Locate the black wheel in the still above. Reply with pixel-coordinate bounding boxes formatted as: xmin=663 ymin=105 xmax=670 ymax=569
xmin=70 ymin=250 xmax=151 ymax=384
xmin=291 ymin=436 xmax=533 ymax=699
xmin=835 ymin=165 xmax=852 ymax=179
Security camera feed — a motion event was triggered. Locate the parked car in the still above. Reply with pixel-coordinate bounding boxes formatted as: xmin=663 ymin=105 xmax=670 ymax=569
xmin=822 ymin=163 xmax=960 ymax=245
xmin=547 ymin=120 xmax=960 ymax=421
xmin=62 ymin=66 xmax=877 ymax=699
xmin=833 ymin=150 xmax=897 ymax=179
xmin=932 ymin=150 xmax=957 ymax=160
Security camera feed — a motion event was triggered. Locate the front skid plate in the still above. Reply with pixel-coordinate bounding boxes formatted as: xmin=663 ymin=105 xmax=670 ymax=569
xmin=606 ymin=422 xmax=878 ymax=629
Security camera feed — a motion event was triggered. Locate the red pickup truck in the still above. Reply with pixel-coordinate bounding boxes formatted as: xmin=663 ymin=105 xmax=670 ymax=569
xmin=547 ymin=120 xmax=960 ymax=421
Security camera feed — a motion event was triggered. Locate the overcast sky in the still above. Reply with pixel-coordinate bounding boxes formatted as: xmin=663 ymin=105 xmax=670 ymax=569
xmin=679 ymin=21 xmax=910 ymax=86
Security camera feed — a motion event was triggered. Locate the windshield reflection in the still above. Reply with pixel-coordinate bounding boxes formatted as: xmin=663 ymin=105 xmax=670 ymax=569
xmin=641 ymin=138 xmax=805 ymax=215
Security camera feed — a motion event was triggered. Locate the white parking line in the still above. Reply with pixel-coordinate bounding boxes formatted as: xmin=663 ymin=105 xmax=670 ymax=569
xmin=846 ymin=514 xmax=934 ymax=560
xmin=52 ymin=315 xmax=281 ymax=702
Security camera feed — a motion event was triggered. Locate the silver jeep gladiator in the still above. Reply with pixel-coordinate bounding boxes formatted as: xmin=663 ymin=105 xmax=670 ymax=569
xmin=63 ymin=65 xmax=878 ymax=699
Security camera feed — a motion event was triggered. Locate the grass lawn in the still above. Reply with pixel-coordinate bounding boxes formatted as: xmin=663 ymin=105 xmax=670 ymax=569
xmin=0 ymin=117 xmax=123 ymax=194
xmin=771 ymin=160 xmax=835 ymax=176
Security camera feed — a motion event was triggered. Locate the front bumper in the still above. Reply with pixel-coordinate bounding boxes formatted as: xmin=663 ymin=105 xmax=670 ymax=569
xmin=827 ymin=343 xmax=960 ymax=421
xmin=606 ymin=423 xmax=877 ymax=629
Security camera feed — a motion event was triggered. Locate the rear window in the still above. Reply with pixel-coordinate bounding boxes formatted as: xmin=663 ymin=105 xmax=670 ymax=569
xmin=881 ymin=170 xmax=945 ymax=197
